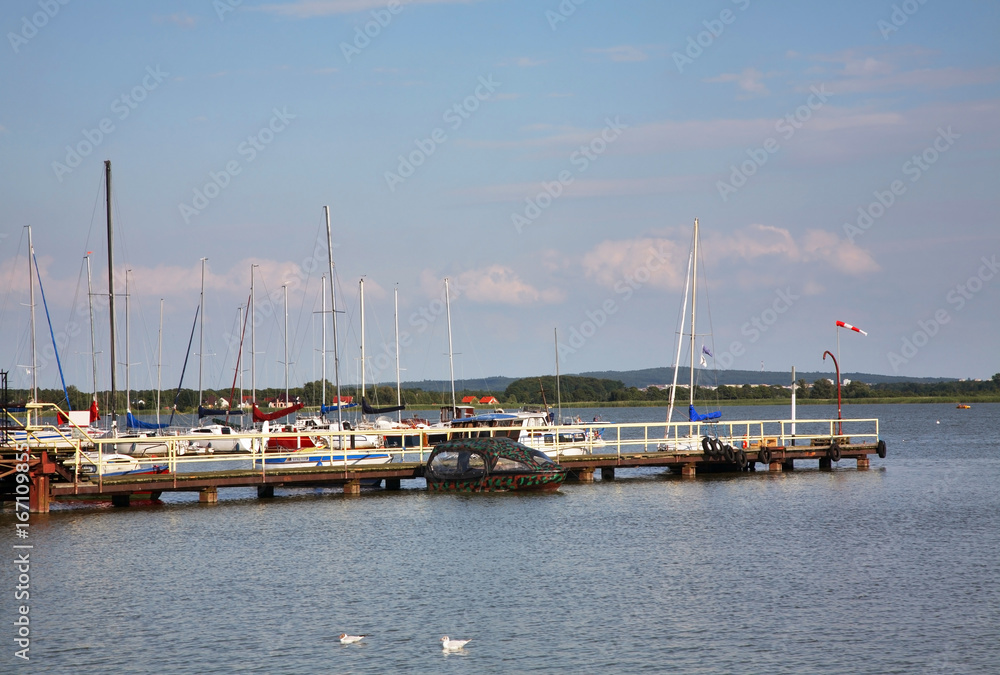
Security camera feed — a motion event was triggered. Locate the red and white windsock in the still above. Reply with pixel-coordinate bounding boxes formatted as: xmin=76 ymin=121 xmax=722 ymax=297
xmin=836 ymin=320 xmax=867 ymax=336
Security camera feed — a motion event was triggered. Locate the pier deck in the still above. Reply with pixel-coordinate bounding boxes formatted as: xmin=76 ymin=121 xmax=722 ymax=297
xmin=3 ymin=416 xmax=883 ymax=511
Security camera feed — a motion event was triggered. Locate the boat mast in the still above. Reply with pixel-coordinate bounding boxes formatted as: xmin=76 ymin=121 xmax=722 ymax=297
xmin=320 ymin=277 xmax=326 ymax=413
xmin=555 ymin=327 xmax=561 ymax=425
xmin=105 ymin=160 xmax=118 ymax=432
xmin=250 ymin=264 xmax=257 ymax=406
xmin=26 ymin=226 xmax=37 ymax=422
xmin=445 ymin=277 xmax=456 ymax=415
xmin=666 ymin=248 xmax=693 ymax=428
xmin=238 ymin=304 xmax=244 ymax=417
xmin=283 ymin=284 xmax=289 ymax=408
xmin=157 ymin=298 xmax=163 ymax=429
xmin=324 ymin=206 xmax=343 ymax=428
xmin=394 ymin=284 xmax=401 ymax=422
xmin=689 ymin=218 xmax=699 ymax=410
xmin=359 ymin=277 xmax=366 ymax=411
xmin=85 ymin=254 xmax=98 ymax=419
xmin=125 ymin=269 xmax=131 ymax=414
xmin=198 ymin=257 xmax=207 ymax=413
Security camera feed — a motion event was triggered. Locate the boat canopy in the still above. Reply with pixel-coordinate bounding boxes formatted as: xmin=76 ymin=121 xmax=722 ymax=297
xmin=126 ymin=411 xmax=168 ymax=430
xmin=450 ymin=413 xmax=517 ymax=424
xmin=197 ymin=406 xmax=243 ymax=419
xmin=360 ymin=397 xmax=406 ymax=415
xmin=252 ymin=402 xmax=304 ymax=422
xmin=689 ymin=404 xmax=722 ymax=422
xmin=321 ymin=402 xmax=358 ymax=413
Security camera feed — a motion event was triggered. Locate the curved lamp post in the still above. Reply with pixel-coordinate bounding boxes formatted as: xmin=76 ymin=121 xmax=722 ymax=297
xmin=823 ymin=350 xmax=842 ymax=436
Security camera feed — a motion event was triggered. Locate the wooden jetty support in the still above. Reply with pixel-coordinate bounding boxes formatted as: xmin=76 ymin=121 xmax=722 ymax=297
xmin=2 ymin=414 xmax=885 ymax=513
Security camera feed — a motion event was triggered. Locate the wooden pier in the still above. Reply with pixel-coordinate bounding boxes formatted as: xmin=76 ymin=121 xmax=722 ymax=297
xmin=2 ymin=415 xmax=885 ymax=512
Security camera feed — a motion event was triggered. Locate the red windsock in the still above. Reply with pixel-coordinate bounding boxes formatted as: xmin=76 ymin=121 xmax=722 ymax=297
xmin=836 ymin=320 xmax=867 ymax=336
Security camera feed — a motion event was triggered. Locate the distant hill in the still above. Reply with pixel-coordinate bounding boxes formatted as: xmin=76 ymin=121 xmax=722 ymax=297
xmin=576 ymin=368 xmax=954 ymax=388
xmin=392 ymin=369 xmax=952 ymax=392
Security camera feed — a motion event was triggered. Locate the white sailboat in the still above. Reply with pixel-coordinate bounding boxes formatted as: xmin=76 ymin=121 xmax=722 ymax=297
xmin=659 ymin=219 xmax=730 ymax=455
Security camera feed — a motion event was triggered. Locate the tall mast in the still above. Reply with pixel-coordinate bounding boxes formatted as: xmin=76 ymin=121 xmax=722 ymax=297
xmin=688 ymin=218 xmax=699 ymax=408
xmin=125 ymin=268 xmax=131 ymax=413
xmin=198 ymin=257 xmax=207 ymax=412
xmin=157 ymin=298 xmax=163 ymax=428
xmin=320 ymin=276 xmax=326 ymax=411
xmin=666 ymin=248 xmax=693 ymax=427
xmin=283 ymin=284 xmax=289 ymax=407
xmin=238 ymin=304 xmax=244 ymax=416
xmin=26 ymin=226 xmax=37 ymax=420
xmin=359 ymin=277 xmax=366 ymax=408
xmin=250 ymin=264 xmax=257 ymax=406
xmin=324 ymin=206 xmax=343 ymax=428
xmin=105 ymin=160 xmax=118 ymax=431
xmin=445 ymin=277 xmax=456 ymax=415
xmin=85 ymin=254 xmax=98 ymax=411
xmin=394 ymin=284 xmax=401 ymax=422
xmin=555 ymin=327 xmax=561 ymax=425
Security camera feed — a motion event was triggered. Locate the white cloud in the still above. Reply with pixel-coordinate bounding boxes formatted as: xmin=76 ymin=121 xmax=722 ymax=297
xmin=154 ymin=13 xmax=196 ymax=28
xmin=706 ymin=67 xmax=769 ymax=96
xmin=420 ymin=266 xmax=564 ymax=306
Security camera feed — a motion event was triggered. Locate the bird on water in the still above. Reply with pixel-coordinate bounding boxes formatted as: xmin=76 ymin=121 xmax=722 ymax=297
xmin=441 ymin=636 xmax=471 ymax=651
xmin=339 ymin=633 xmax=368 ymax=644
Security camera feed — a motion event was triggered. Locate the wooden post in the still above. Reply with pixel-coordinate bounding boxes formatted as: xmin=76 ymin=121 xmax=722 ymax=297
xmin=257 ymin=485 xmax=274 ymax=498
xmin=680 ymin=464 xmax=696 ymax=478
xmin=857 ymin=456 xmax=870 ymax=470
xmin=569 ymin=468 xmax=595 ymax=483
xmin=111 ymin=493 xmax=130 ymax=507
xmin=385 ymin=478 xmax=401 ymax=490
xmin=29 ymin=474 xmax=50 ymax=513
xmin=768 ymin=461 xmax=783 ymax=473
xmin=343 ymin=480 xmax=361 ymax=495
xmin=600 ymin=467 xmax=615 ymax=481
xmin=782 ymin=460 xmax=795 ymax=471
xmin=199 ymin=487 xmax=218 ymax=503
xmin=819 ymin=458 xmax=832 ymax=470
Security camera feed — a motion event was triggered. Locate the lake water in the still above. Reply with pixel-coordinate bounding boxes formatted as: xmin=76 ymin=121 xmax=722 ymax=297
xmin=3 ymin=403 xmax=998 ymax=673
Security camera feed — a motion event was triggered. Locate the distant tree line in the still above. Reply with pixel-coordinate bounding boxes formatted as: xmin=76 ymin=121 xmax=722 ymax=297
xmin=4 ymin=373 xmax=999 ymax=413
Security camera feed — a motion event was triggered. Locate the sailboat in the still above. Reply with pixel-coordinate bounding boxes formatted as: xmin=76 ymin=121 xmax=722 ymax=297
xmin=70 ymin=161 xmax=167 ymax=476
xmin=659 ymin=219 xmax=731 ymax=455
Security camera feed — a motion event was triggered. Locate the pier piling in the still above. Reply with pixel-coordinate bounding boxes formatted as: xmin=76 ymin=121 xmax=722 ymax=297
xmin=199 ymin=487 xmax=218 ymax=504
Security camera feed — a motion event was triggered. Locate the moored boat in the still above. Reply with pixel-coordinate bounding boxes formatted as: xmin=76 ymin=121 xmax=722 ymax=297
xmin=424 ymin=437 xmax=568 ymax=492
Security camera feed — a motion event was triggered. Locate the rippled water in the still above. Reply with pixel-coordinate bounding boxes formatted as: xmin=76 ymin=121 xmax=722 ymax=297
xmin=3 ymin=403 xmax=998 ymax=673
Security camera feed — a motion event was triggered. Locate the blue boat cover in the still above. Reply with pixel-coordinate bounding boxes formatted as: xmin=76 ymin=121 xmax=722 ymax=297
xmin=452 ymin=413 xmax=518 ymax=424
xmin=321 ymin=403 xmax=358 ymax=414
xmin=689 ymin=404 xmax=722 ymax=422
xmin=127 ymin=411 xmax=169 ymax=429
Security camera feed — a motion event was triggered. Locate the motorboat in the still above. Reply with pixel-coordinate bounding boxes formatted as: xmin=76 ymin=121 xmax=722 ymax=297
xmin=447 ymin=410 xmax=603 ymax=457
xmin=188 ymin=423 xmax=252 ymax=453
xmin=63 ymin=452 xmax=168 ymax=477
xmin=424 ymin=437 xmax=568 ymax=492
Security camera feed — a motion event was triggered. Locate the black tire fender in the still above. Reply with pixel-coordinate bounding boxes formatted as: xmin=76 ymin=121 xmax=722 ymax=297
xmin=876 ymin=439 xmax=887 ymax=459
xmin=701 ymin=436 xmax=712 ymax=454
xmin=723 ymin=443 xmax=735 ymax=463
xmin=828 ymin=443 xmax=841 ymax=462
xmin=758 ymin=447 xmax=771 ymax=465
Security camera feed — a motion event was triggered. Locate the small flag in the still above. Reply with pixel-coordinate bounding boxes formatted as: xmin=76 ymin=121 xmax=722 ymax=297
xmin=699 ymin=353 xmax=707 ymax=367
xmin=836 ymin=320 xmax=868 ymax=336
xmin=702 ymin=345 xmax=713 ymax=358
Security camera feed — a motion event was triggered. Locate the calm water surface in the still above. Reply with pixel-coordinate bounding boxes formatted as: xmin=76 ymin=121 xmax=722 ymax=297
xmin=2 ymin=403 xmax=998 ymax=673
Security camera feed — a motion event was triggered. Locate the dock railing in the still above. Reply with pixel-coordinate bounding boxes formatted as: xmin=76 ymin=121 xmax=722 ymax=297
xmin=33 ymin=415 xmax=882 ymax=490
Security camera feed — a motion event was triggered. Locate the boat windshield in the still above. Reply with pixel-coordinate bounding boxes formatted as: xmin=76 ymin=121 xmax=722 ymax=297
xmin=428 ymin=450 xmax=486 ymax=478
xmin=493 ymin=456 xmax=533 ymax=472
xmin=528 ymin=450 xmax=558 ymax=467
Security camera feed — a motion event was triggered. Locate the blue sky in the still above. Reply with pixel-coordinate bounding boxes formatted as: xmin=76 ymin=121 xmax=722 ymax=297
xmin=2 ymin=0 xmax=999 ymax=397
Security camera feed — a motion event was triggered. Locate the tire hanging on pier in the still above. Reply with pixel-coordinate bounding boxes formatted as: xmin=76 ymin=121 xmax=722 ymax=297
xmin=701 ymin=436 xmax=713 ymax=455
xmin=876 ymin=440 xmax=887 ymax=459
xmin=735 ymin=448 xmax=747 ymax=470
xmin=758 ymin=447 xmax=771 ymax=466
xmin=723 ymin=443 xmax=735 ymax=463
xmin=827 ymin=443 xmax=841 ymax=462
